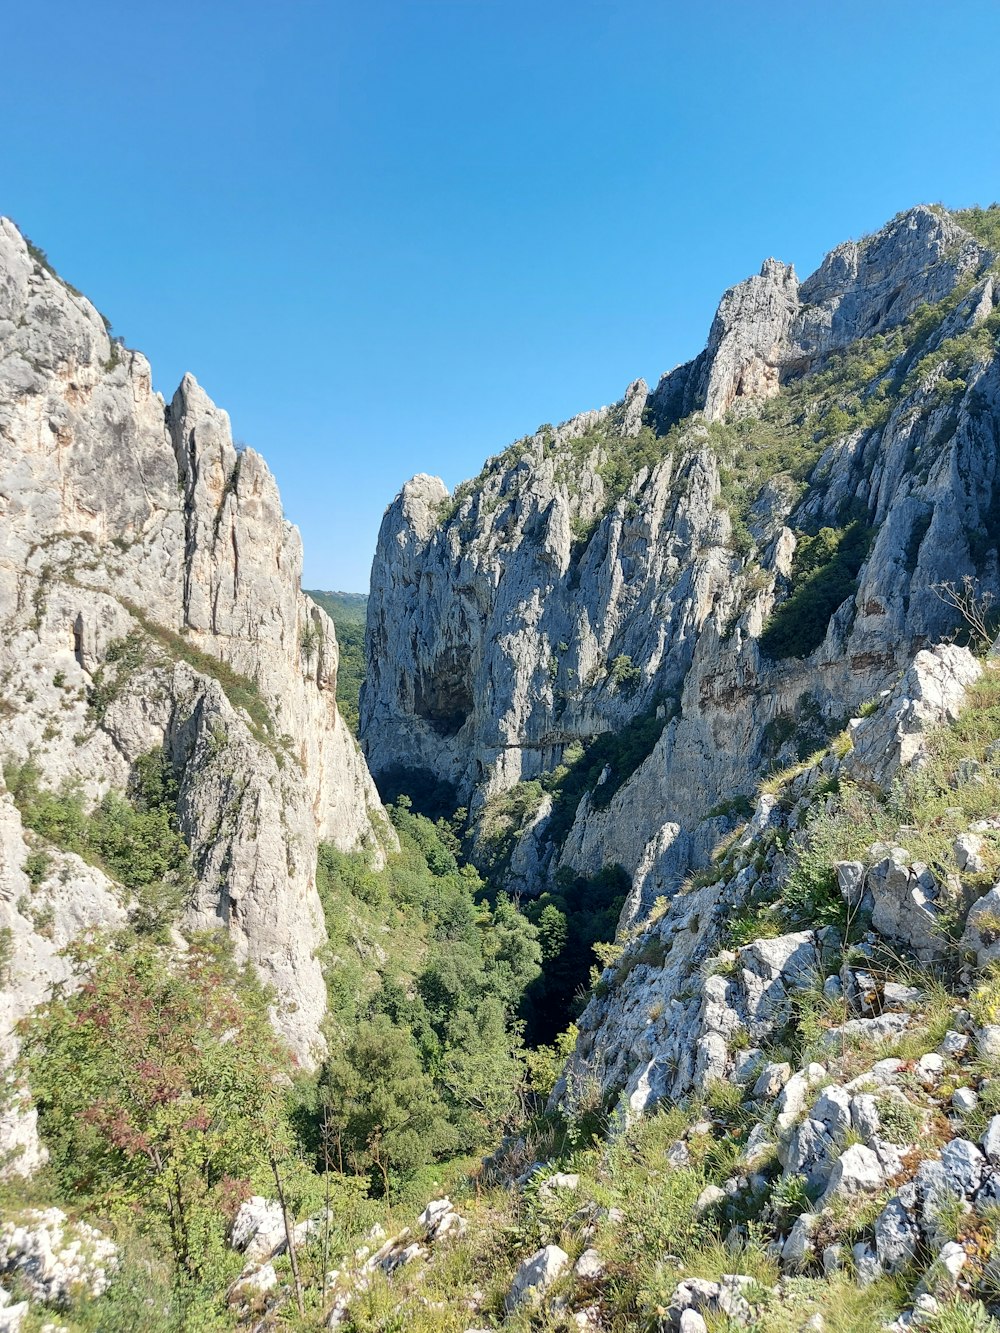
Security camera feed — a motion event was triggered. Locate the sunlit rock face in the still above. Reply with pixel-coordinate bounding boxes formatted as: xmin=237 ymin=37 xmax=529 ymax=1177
xmin=0 ymin=217 xmax=391 ymax=1172
xmin=362 ymin=206 xmax=1000 ymax=920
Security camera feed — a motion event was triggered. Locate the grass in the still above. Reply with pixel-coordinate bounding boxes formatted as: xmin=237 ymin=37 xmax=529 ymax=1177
xmin=120 ymin=600 xmax=277 ymax=749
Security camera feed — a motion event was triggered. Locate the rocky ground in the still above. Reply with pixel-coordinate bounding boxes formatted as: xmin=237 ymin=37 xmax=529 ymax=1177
xmin=5 ymin=206 xmax=1000 ymax=1331
xmin=1 ymin=641 xmax=991 ymax=1330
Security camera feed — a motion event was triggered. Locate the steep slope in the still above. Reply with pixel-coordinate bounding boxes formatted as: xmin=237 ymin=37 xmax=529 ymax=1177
xmin=362 ymin=205 xmax=1000 ymax=919
xmin=0 ymin=219 xmax=388 ymax=1170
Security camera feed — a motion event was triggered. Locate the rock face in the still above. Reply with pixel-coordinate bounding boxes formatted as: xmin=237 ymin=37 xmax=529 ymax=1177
xmin=0 ymin=219 xmax=388 ymax=1169
xmin=0 ymin=1208 xmax=117 ymax=1304
xmin=362 ymin=205 xmax=1000 ymax=923
xmin=555 ymin=644 xmax=980 ymax=1117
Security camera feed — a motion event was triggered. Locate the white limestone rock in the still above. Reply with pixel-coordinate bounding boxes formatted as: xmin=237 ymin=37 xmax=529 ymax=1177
xmin=574 ymin=1248 xmax=605 ymax=1280
xmin=875 ymin=1198 xmax=921 ymax=1274
xmin=781 ymin=1212 xmax=818 ymax=1272
xmin=0 ymin=215 xmax=394 ymax=1155
xmin=819 ymin=1144 xmax=887 ymax=1206
xmin=0 ymin=1209 xmax=116 ymax=1304
xmin=846 ymin=646 xmax=982 ymax=792
xmin=504 ymin=1245 xmax=569 ymax=1313
xmin=230 ymin=1197 xmax=287 ymax=1261
xmin=961 ymin=883 xmax=1000 ymax=968
xmin=227 ymin=1262 xmax=278 ymax=1306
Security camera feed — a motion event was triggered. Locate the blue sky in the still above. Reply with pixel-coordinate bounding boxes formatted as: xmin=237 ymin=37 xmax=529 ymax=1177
xmin=3 ymin=1 xmax=999 ymax=589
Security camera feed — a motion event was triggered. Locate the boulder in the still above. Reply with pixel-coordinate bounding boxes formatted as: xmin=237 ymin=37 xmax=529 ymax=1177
xmin=852 ymin=1241 xmax=881 ymax=1286
xmin=0 ymin=1296 xmax=28 ymax=1333
xmin=227 ymin=1262 xmax=277 ymax=1306
xmin=961 ymin=884 xmax=1000 ymax=968
xmin=940 ymin=1138 xmax=985 ymax=1197
xmin=882 ymin=982 xmax=924 ymax=1012
xmin=537 ymin=1172 xmax=580 ymax=1201
xmin=867 ymin=851 xmax=945 ymax=962
xmin=940 ymin=1030 xmax=969 ymax=1056
xmin=875 ymin=1198 xmax=920 ymax=1273
xmin=849 ymin=1093 xmax=881 ymax=1141
xmin=819 ymin=1144 xmax=886 ymax=1206
xmin=694 ymin=1185 xmax=726 ymax=1215
xmin=812 ymin=1085 xmax=852 ymax=1142
xmin=780 ymin=1118 xmax=836 ymax=1190
xmin=954 ymin=833 xmax=986 ymax=874
xmin=781 ymin=1212 xmax=818 ymax=1271
xmin=574 ymin=1248 xmax=605 ymax=1280
xmin=230 ymin=1197 xmax=286 ymax=1261
xmin=504 ymin=1245 xmax=569 ymax=1313
xmin=665 ymin=1275 xmax=757 ymax=1329
xmin=835 ymin=861 xmax=867 ymax=911
xmin=952 ymin=1087 xmax=978 ymax=1113
xmin=915 ymin=1053 xmax=944 ymax=1087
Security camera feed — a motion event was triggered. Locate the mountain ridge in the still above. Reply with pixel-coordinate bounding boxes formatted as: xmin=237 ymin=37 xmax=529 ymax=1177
xmin=360 ymin=203 xmax=1000 ymax=924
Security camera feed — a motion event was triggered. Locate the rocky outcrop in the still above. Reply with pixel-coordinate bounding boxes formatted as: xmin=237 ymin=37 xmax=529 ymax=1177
xmin=692 ymin=206 xmax=983 ymax=421
xmin=845 ymin=644 xmax=983 ymax=788
xmin=362 ymin=205 xmax=1000 ymax=923
xmin=0 ymin=1209 xmax=117 ymax=1304
xmin=0 ymin=218 xmax=389 ymax=1168
xmin=557 ymin=645 xmax=981 ymax=1116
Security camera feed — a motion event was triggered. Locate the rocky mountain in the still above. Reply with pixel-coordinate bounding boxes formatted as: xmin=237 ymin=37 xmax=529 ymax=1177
xmin=8 ymin=203 xmax=1000 ymax=1332
xmin=362 ymin=204 xmax=1000 ymax=923
xmin=0 ymin=218 xmax=388 ymax=1172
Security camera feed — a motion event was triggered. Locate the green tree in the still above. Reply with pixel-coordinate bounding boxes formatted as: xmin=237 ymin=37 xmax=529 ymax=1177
xmin=481 ymin=893 xmax=543 ymax=1008
xmin=320 ymin=1015 xmax=454 ymax=1192
xmin=22 ymin=932 xmax=295 ymax=1283
xmin=441 ymin=996 xmax=526 ymax=1146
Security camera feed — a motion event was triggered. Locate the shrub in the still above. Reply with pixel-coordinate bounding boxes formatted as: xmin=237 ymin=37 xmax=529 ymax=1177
xmin=770 ymin=1172 xmax=813 ymax=1220
xmin=86 ymin=631 xmax=151 ymax=722
xmin=759 ymin=521 xmax=874 ymax=660
xmin=23 ymin=849 xmax=51 ymax=886
xmin=22 ymin=932 xmax=294 ymax=1281
xmin=609 ymin=653 xmax=642 ymax=693
xmin=6 ymin=752 xmax=192 ymax=934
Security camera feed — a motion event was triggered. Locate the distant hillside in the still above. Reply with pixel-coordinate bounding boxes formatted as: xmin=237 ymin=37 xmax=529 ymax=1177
xmin=305 ymin=590 xmax=368 ymax=732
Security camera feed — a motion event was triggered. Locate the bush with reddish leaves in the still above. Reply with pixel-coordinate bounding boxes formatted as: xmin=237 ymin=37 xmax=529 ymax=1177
xmin=22 ymin=930 xmax=293 ymax=1280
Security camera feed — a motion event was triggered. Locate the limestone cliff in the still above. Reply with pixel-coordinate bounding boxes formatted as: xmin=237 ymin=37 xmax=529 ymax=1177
xmin=362 ymin=205 xmax=1000 ymax=919
xmin=0 ymin=218 xmax=388 ymax=1171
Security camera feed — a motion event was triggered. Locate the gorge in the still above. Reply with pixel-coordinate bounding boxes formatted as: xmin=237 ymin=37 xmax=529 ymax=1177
xmin=3 ymin=204 xmax=1000 ymax=1331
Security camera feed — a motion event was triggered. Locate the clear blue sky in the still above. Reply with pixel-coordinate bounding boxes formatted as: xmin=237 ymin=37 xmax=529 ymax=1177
xmin=3 ymin=1 xmax=999 ymax=589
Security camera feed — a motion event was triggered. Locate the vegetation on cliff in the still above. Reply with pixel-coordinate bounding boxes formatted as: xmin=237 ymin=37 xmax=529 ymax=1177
xmin=305 ymin=591 xmax=368 ymax=733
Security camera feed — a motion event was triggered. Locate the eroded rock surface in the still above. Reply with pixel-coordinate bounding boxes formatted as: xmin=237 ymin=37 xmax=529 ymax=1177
xmin=361 ymin=206 xmax=1000 ymax=927
xmin=0 ymin=218 xmax=389 ymax=1170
